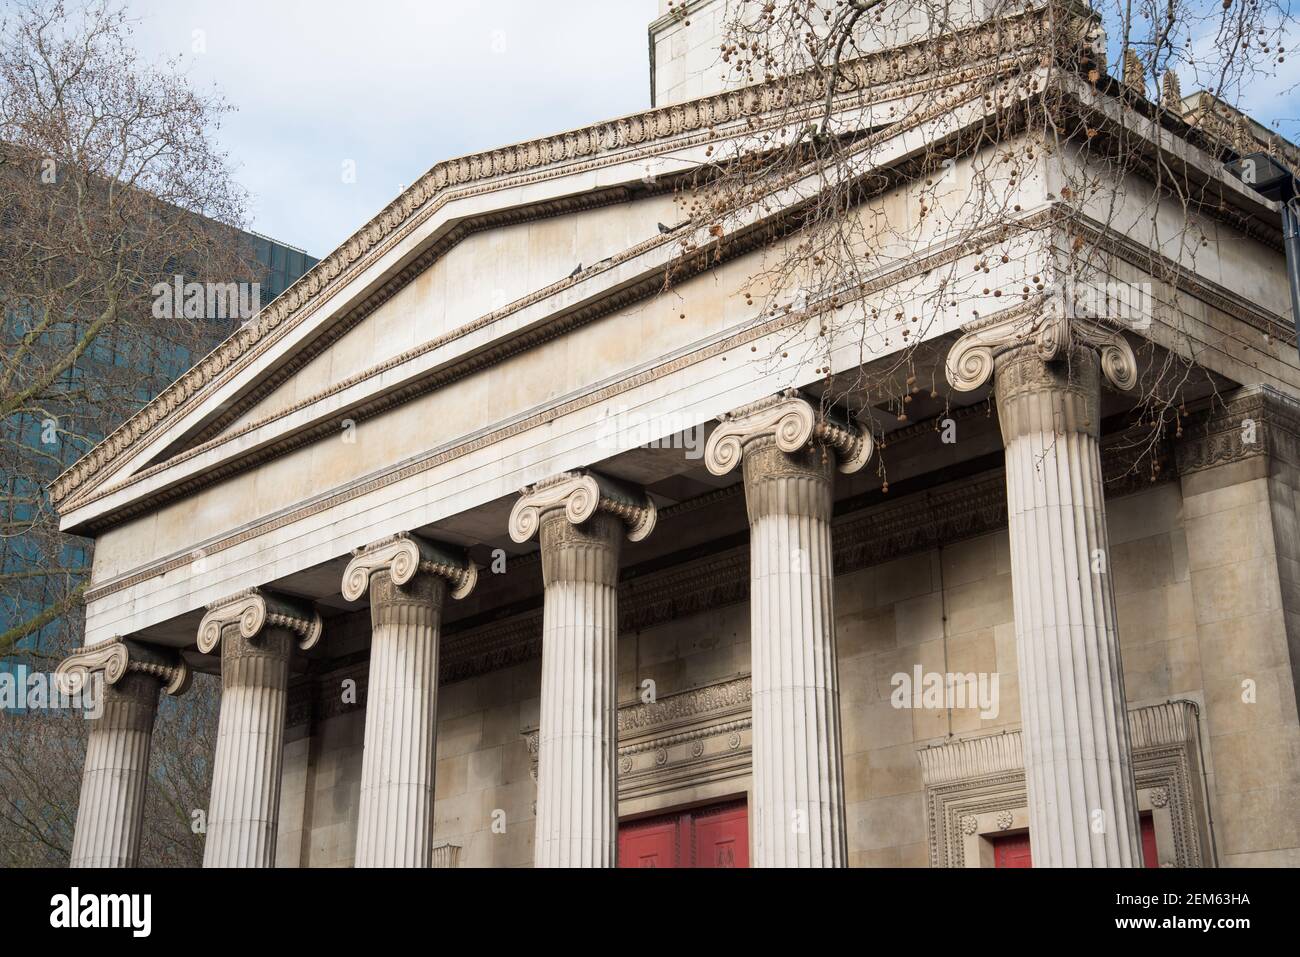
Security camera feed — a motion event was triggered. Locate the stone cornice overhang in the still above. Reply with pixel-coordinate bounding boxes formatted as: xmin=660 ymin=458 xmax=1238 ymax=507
xmin=1044 ymin=70 xmax=1287 ymax=244
xmin=64 ymin=82 xmax=1285 ymax=547
xmin=59 ymin=62 xmax=1054 ymax=539
xmin=50 ymin=6 xmax=1063 ymax=530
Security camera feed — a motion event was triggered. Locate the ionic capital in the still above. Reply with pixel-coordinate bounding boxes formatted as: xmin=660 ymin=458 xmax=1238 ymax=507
xmin=945 ymin=312 xmax=1137 ymax=393
xmin=197 ymin=587 xmax=323 ymax=655
xmin=703 ymin=391 xmax=873 ymax=477
xmin=508 ymin=470 xmax=656 ymax=544
xmin=341 ymin=532 xmax=477 ymax=602
xmin=55 ymin=636 xmax=191 ymax=698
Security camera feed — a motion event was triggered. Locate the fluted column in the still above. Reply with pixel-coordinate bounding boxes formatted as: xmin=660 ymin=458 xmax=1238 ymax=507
xmin=947 ymin=314 xmax=1142 ymax=866
xmin=343 ymin=534 xmax=477 ymax=868
xmin=197 ymin=588 xmax=321 ymax=868
xmin=509 ymin=470 xmax=656 ymax=867
xmin=705 ymin=391 xmax=873 ymax=867
xmin=57 ymin=638 xmax=190 ymax=867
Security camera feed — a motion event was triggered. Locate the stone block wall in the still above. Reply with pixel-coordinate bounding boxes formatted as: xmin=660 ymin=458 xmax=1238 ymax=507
xmin=281 ymin=454 xmax=1300 ymax=866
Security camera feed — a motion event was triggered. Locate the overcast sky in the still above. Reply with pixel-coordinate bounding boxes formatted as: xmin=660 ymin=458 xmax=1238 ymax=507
xmin=118 ymin=1 xmax=1300 ymax=260
xmin=125 ymin=0 xmax=661 ymax=257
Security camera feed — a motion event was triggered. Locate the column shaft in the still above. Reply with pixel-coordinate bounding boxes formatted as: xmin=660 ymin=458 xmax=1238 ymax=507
xmin=743 ymin=439 xmax=847 ymax=867
xmin=354 ymin=571 xmax=445 ymax=867
xmin=534 ymin=511 xmax=621 ymax=868
xmin=69 ymin=673 xmax=161 ymax=868
xmin=996 ymin=346 xmax=1141 ymax=867
xmin=203 ymin=625 xmax=291 ymax=868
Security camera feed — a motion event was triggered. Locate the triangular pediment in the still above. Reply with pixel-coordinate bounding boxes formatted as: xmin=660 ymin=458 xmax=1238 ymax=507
xmin=52 ymin=7 xmax=1133 ymax=533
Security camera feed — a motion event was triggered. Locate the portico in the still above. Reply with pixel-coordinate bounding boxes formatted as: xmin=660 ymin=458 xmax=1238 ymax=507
xmin=51 ymin=3 xmax=1300 ymax=868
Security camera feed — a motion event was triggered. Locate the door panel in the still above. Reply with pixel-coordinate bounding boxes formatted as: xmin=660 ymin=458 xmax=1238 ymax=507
xmin=992 ymin=832 xmax=1033 ymax=868
xmin=618 ymin=817 xmax=680 ymax=868
xmin=692 ymin=803 xmax=749 ymax=868
xmin=618 ymin=799 xmax=748 ymax=868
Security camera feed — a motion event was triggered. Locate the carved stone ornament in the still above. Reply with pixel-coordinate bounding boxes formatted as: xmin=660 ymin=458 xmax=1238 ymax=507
xmin=508 ymin=469 xmax=656 ymax=544
xmin=944 ymin=310 xmax=1138 ymax=393
xmin=55 ymin=636 xmax=191 ymax=697
xmin=341 ymin=532 xmax=477 ymax=602
xmin=703 ymin=391 xmax=874 ymax=477
xmin=196 ymin=587 xmax=323 ymax=655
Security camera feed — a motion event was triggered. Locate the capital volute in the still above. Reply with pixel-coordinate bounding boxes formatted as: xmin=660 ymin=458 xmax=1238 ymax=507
xmin=508 ymin=470 xmax=657 ymax=544
xmin=196 ymin=587 xmax=323 ymax=655
xmin=703 ymin=390 xmax=874 ymax=477
xmin=341 ymin=532 xmax=478 ymax=602
xmin=945 ymin=311 xmax=1137 ymax=393
xmin=55 ymin=636 xmax=191 ymax=697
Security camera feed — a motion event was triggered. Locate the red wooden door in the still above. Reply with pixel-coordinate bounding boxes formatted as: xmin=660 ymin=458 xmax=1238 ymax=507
xmin=618 ymin=799 xmax=748 ymax=868
xmin=992 ymin=832 xmax=1033 ymax=868
xmin=619 ymin=816 xmax=682 ymax=868
xmin=1139 ymin=812 xmax=1159 ymax=868
xmin=692 ymin=802 xmax=749 ymax=868
xmin=991 ymin=812 xmax=1159 ymax=868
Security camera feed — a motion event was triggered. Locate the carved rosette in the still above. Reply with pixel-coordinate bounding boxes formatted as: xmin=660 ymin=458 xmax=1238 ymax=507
xmin=55 ymin=636 xmax=191 ymax=698
xmin=341 ymin=532 xmax=477 ymax=602
xmin=508 ymin=470 xmax=656 ymax=544
xmin=196 ymin=587 xmax=322 ymax=655
xmin=703 ymin=391 xmax=874 ymax=477
xmin=944 ymin=310 xmax=1138 ymax=394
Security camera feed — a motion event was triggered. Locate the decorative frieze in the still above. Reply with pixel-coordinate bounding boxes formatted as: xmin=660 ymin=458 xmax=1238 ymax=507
xmin=1176 ymin=384 xmax=1300 ymax=475
xmin=522 ymin=676 xmax=754 ymax=809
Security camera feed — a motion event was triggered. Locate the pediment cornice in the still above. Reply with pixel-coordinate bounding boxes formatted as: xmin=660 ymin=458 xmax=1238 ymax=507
xmin=49 ymin=6 xmax=1068 ymax=516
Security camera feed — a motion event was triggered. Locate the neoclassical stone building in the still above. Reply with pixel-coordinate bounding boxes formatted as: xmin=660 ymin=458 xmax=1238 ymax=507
xmin=52 ymin=2 xmax=1300 ymax=867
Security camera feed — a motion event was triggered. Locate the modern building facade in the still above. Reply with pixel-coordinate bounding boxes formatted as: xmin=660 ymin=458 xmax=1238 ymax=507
xmin=50 ymin=2 xmax=1300 ymax=868
xmin=0 ymin=226 xmax=316 ymax=646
